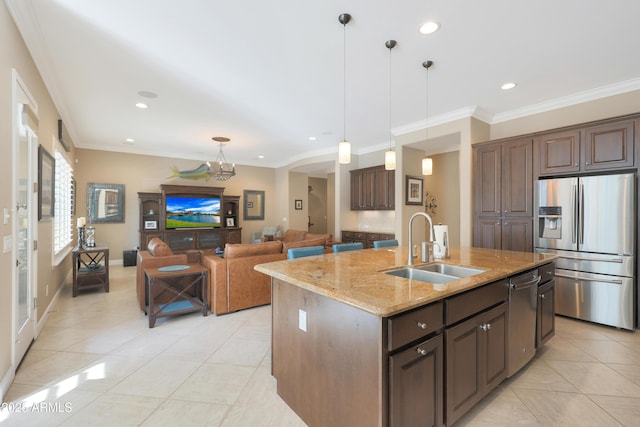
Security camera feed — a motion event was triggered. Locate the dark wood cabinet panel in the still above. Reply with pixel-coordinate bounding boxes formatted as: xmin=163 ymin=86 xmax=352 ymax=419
xmin=584 ymin=120 xmax=634 ymax=171
xmin=502 ymin=139 xmax=533 ymax=217
xmin=536 ymin=130 xmax=581 ymax=176
xmin=342 ymin=230 xmax=395 ymax=249
xmin=445 ymin=302 xmax=507 ymax=426
xmin=473 ymin=218 xmax=501 ymax=250
xmin=389 ymin=335 xmax=444 ymax=427
xmin=501 ymin=218 xmax=533 ymax=252
xmin=351 ymin=165 xmax=394 ymax=210
xmin=473 ymin=143 xmax=501 ymax=217
xmin=537 ymin=279 xmax=555 ymax=347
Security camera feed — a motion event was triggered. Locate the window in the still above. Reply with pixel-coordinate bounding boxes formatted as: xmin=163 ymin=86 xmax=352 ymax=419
xmin=54 ymin=150 xmax=73 ymax=254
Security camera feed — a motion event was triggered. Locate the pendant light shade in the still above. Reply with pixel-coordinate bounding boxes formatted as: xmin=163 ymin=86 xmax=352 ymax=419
xmin=338 ymin=13 xmax=352 ymax=164
xmin=422 ymin=60 xmax=434 ymax=176
xmin=339 ymin=141 xmax=351 ymax=164
xmin=422 ymin=157 xmax=433 ymax=175
xmin=385 ymin=150 xmax=396 ymax=170
xmin=384 ymin=39 xmax=397 ymax=171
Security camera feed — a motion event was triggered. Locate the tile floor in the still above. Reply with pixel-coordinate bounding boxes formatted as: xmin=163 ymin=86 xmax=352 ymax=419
xmin=2 ymin=265 xmax=640 ymax=426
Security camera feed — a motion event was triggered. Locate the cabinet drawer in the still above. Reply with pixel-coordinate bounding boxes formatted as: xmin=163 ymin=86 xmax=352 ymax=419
xmin=445 ymin=279 xmax=508 ymax=326
xmin=378 ymin=233 xmax=395 ymax=241
xmin=539 ymin=261 xmax=555 ymax=284
xmin=366 ymin=233 xmax=380 ymax=241
xmin=388 ymin=302 xmax=443 ymax=351
xmin=342 ymin=231 xmax=354 ymax=240
xmin=354 ymin=232 xmax=367 ymax=241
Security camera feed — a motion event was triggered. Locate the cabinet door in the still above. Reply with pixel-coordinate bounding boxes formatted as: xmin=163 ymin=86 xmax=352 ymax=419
xmin=361 ymin=168 xmax=376 ymax=210
xmin=501 ymin=218 xmax=533 ymax=252
xmin=537 ymin=279 xmax=555 ymax=347
xmin=473 ymin=143 xmax=501 ymax=217
xmin=501 ymin=139 xmax=532 ymax=217
xmin=481 ymin=303 xmax=508 ymax=392
xmin=536 ymin=130 xmax=580 ymax=176
xmin=473 ymin=217 xmax=501 ymax=249
xmin=389 ymin=335 xmax=444 ymax=427
xmin=374 ymin=167 xmax=395 ymax=210
xmin=225 ymin=228 xmax=242 ymax=244
xmin=350 ymin=170 xmax=363 ymax=210
xmin=583 ymin=120 xmax=634 ymax=171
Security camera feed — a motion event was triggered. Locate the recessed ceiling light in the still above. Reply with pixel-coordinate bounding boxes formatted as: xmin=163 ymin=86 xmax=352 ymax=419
xmin=258 ymin=155 xmax=265 ymax=159
xmin=125 ymin=138 xmax=135 ymax=143
xmin=135 ymin=102 xmax=148 ymax=109
xmin=137 ymin=90 xmax=158 ymax=99
xmin=419 ymin=21 xmax=440 ymax=35
xmin=501 ymin=82 xmax=517 ymax=90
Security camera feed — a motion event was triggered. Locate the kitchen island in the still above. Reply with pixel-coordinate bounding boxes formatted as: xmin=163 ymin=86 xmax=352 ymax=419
xmin=255 ymin=246 xmax=556 ymax=427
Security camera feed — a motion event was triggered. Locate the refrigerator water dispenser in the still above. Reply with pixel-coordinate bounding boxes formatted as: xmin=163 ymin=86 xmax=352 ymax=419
xmin=538 ymin=206 xmax=562 ymax=239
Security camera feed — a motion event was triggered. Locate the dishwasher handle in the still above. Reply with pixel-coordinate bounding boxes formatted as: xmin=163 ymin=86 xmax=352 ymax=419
xmin=509 ymin=275 xmax=541 ymax=290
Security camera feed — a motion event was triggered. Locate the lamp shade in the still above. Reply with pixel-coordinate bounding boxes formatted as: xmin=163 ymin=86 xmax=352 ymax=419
xmin=384 ymin=150 xmax=396 ymax=170
xmin=422 ymin=157 xmax=433 ymax=175
xmin=338 ymin=141 xmax=351 ymax=164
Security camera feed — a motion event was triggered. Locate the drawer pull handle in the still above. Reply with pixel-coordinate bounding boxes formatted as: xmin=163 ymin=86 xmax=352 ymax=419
xmin=540 ymin=294 xmax=545 ymax=299
xmin=416 ymin=348 xmax=428 ymax=356
xmin=479 ymin=323 xmax=491 ymax=331
xmin=417 ymin=321 xmax=428 ymax=329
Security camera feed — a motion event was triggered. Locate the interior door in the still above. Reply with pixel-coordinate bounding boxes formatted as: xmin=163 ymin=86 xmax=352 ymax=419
xmin=14 ymin=84 xmax=37 ymax=366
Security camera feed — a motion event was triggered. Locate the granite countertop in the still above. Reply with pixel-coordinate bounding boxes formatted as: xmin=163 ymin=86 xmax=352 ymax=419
xmin=255 ymin=246 xmax=557 ymax=317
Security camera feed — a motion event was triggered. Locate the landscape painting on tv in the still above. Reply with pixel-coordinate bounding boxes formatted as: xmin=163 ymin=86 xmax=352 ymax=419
xmin=165 ymin=196 xmax=221 ymax=228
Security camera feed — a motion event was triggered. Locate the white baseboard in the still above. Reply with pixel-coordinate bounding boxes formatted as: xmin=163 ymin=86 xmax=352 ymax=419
xmin=36 ymin=280 xmax=65 ymax=336
xmin=0 ymin=363 xmax=16 ymax=403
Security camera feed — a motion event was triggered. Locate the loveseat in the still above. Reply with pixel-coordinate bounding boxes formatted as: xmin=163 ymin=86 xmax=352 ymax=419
xmin=135 ymin=237 xmax=200 ymax=312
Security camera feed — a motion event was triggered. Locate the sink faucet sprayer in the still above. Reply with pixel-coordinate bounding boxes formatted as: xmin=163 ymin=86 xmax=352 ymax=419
xmin=407 ymin=212 xmax=440 ymax=266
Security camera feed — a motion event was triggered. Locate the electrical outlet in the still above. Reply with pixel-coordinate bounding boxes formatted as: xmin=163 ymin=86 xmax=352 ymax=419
xmin=298 ymin=309 xmax=307 ymax=332
xmin=45 ymin=285 xmax=49 ymax=297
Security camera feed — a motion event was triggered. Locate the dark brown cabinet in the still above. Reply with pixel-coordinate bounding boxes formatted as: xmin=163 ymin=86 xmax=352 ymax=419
xmin=536 ymin=120 xmax=635 ymax=176
xmin=473 ymin=138 xmax=533 ymax=251
xmin=389 ymin=335 xmax=443 ymax=427
xmin=445 ymin=302 xmax=507 ymax=426
xmin=537 ymin=261 xmax=556 ymax=348
xmin=351 ymin=165 xmax=395 ymax=210
xmin=342 ymin=230 xmax=395 ymax=249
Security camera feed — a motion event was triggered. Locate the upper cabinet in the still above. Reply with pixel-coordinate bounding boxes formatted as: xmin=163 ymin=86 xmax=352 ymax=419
xmin=350 ymin=165 xmax=395 ymax=210
xmin=536 ymin=119 xmax=635 ymax=176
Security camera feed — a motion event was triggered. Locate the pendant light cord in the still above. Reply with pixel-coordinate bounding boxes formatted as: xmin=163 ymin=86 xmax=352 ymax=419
xmin=342 ymin=20 xmax=347 ymax=142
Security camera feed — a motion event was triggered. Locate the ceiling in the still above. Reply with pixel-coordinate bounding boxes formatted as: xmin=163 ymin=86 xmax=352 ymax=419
xmin=7 ymin=0 xmax=640 ymax=171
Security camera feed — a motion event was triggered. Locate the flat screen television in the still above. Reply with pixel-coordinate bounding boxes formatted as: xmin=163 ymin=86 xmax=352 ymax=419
xmin=165 ymin=195 xmax=221 ymax=228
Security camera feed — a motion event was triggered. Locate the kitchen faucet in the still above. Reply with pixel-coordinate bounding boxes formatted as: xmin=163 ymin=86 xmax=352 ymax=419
xmin=407 ymin=211 xmax=439 ymax=266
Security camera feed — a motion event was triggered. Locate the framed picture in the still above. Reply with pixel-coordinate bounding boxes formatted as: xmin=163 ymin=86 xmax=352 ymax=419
xmin=144 ymin=220 xmax=158 ymax=230
xmin=38 ymin=145 xmax=55 ymax=221
xmin=405 ymin=175 xmax=424 ymax=205
xmin=295 ymin=199 xmax=302 ymax=210
xmin=87 ymin=182 xmax=125 ymax=223
xmin=226 ymin=217 xmax=235 ymax=227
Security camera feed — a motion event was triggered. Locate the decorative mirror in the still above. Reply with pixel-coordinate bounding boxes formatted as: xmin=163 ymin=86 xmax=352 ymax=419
xmin=243 ymin=189 xmax=265 ymax=220
xmin=87 ymin=182 xmax=125 ymax=223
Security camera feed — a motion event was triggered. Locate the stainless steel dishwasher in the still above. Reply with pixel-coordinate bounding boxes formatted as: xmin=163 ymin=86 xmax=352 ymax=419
xmin=507 ymin=268 xmax=541 ymax=377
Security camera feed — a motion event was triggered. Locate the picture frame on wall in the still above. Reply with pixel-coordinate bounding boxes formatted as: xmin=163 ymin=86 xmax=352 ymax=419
xmin=295 ymin=199 xmax=302 ymax=210
xmin=405 ymin=175 xmax=424 ymax=205
xmin=38 ymin=145 xmax=55 ymax=221
xmin=87 ymin=182 xmax=125 ymax=223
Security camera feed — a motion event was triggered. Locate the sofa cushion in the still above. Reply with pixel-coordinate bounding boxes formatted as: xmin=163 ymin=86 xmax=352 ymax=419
xmin=147 ymin=238 xmax=173 ymax=257
xmin=282 ymin=229 xmax=307 ymax=242
xmin=283 ymin=237 xmax=327 ymax=251
xmin=225 ymin=240 xmax=283 ymax=259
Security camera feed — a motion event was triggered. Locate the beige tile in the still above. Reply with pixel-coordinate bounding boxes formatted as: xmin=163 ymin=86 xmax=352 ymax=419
xmin=59 ymin=392 xmax=163 ymax=427
xmin=171 ymin=363 xmax=256 ymax=405
xmin=13 ymin=351 xmax=102 ymax=387
xmin=545 ymin=360 xmax=640 ymax=397
xmin=512 ymin=388 xmax=621 ymax=426
xmin=456 ymin=386 xmax=542 ymax=426
xmin=607 ymin=363 xmax=640 ymax=387
xmin=140 ymin=399 xmax=229 ymax=426
xmin=588 ymin=394 xmax=640 ymax=426
xmin=221 ymin=398 xmax=307 ymax=427
xmin=553 ymin=316 xmax=612 ymax=341
xmin=109 ymin=357 xmax=201 ymax=398
xmin=536 ymin=338 xmax=598 ymax=362
xmin=568 ymin=339 xmax=640 ymax=364
xmin=207 ymin=336 xmax=270 ymax=367
xmin=505 ymin=359 xmax=579 ymax=393
xmin=74 ymin=354 xmax=152 ymax=392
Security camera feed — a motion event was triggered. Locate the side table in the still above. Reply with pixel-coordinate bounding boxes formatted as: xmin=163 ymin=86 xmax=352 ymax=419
xmin=72 ymin=244 xmax=110 ymax=297
xmin=144 ymin=263 xmax=209 ymax=328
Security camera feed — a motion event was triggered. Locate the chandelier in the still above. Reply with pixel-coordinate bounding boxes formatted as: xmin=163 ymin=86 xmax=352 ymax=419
xmin=207 ymin=136 xmax=236 ymax=181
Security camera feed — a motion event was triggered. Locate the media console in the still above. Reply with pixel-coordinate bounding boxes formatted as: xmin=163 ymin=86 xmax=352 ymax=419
xmin=138 ymin=184 xmax=241 ymax=252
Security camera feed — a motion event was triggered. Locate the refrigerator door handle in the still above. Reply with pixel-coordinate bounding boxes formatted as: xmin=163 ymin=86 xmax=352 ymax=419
xmin=555 ymin=254 xmax=624 ymax=263
xmin=555 ymin=272 xmax=623 ymax=285
xmin=571 ymin=184 xmax=577 ymax=244
xmin=579 ymin=183 xmax=585 ymax=245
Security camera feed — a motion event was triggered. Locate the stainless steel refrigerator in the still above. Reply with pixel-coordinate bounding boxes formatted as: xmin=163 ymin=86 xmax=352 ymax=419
xmin=534 ymin=173 xmax=635 ymax=330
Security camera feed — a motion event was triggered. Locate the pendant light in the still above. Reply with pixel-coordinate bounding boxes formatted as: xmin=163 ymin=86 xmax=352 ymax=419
xmin=384 ymin=39 xmax=397 ymax=170
xmin=422 ymin=60 xmax=434 ymax=176
xmin=338 ymin=13 xmax=352 ymax=164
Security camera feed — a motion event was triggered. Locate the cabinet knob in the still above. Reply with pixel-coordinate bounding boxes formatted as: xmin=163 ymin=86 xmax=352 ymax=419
xmin=479 ymin=323 xmax=491 ymax=331
xmin=540 ymin=294 xmax=545 ymax=299
xmin=416 ymin=347 xmax=428 ymax=356
xmin=585 ymin=162 xmax=590 ymax=166
xmin=504 ymin=210 xmax=507 ymax=213
xmin=574 ymin=163 xmax=578 ymax=167
xmin=495 ymin=210 xmax=499 ymax=214
xmin=417 ymin=321 xmax=428 ymax=329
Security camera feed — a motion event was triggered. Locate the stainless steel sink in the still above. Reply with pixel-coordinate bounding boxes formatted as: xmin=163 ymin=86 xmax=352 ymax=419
xmin=383 ymin=267 xmax=458 ymax=284
xmin=414 ymin=263 xmax=485 ymax=278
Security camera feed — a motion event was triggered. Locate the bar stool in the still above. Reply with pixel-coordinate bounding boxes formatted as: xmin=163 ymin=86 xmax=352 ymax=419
xmin=332 ymin=242 xmax=364 ymax=253
xmin=288 ymin=246 xmax=325 ymax=259
xmin=373 ymin=239 xmax=399 ymax=248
